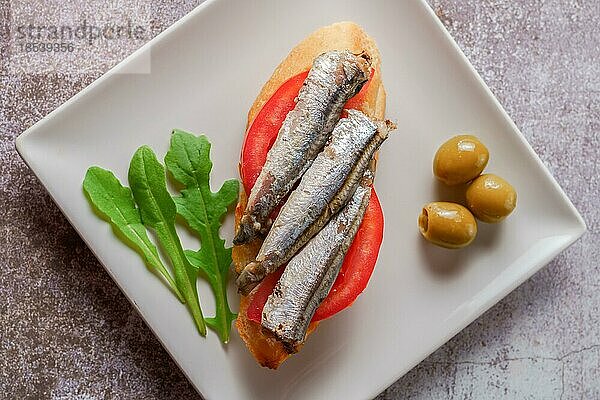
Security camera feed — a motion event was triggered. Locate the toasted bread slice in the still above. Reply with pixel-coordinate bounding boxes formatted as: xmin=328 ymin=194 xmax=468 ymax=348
xmin=234 ymin=21 xmax=386 ymax=369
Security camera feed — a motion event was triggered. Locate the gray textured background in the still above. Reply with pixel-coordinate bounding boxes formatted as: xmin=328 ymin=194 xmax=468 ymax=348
xmin=1 ymin=0 xmax=598 ymax=399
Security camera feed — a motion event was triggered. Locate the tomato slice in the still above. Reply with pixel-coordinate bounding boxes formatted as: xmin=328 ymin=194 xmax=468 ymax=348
xmin=241 ymin=71 xmax=309 ymax=194
xmin=247 ymin=192 xmax=383 ymax=322
xmin=246 ymin=268 xmax=285 ymax=322
xmin=313 ymin=190 xmax=383 ymax=320
xmin=242 ymin=68 xmax=382 ymax=324
xmin=240 ymin=69 xmax=374 ymax=194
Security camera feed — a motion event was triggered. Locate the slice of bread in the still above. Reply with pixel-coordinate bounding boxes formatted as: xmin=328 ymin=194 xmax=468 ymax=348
xmin=234 ymin=21 xmax=387 ymax=369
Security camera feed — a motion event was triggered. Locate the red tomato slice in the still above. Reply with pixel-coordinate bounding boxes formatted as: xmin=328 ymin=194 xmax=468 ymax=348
xmin=312 ymin=190 xmax=383 ymax=320
xmin=242 ymin=68 xmax=382 ymax=324
xmin=247 ymin=192 xmax=383 ymax=323
xmin=246 ymin=268 xmax=285 ymax=322
xmin=241 ymin=71 xmax=309 ymax=194
xmin=241 ymin=69 xmax=373 ymax=193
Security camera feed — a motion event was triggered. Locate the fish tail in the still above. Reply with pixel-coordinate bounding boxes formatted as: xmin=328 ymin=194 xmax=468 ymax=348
xmin=233 ymin=214 xmax=260 ymax=245
xmin=377 ymin=119 xmax=397 ymax=138
xmin=236 ymin=260 xmax=265 ymax=295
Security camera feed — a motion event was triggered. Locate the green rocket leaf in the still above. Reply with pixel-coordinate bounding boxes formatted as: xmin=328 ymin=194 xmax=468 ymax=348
xmin=128 ymin=146 xmax=206 ymax=336
xmin=165 ymin=130 xmax=239 ymax=343
xmin=82 ymin=167 xmax=184 ymax=303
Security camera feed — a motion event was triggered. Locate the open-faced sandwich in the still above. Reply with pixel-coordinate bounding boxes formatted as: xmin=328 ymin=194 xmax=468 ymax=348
xmin=233 ymin=21 xmax=395 ymax=369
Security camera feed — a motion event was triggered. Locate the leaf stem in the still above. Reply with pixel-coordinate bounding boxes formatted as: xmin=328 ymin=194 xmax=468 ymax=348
xmin=146 ymin=251 xmax=185 ymax=303
xmin=157 ymin=224 xmax=206 ymax=335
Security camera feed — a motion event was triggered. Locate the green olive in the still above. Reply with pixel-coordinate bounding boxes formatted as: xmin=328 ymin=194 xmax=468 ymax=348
xmin=433 ymin=135 xmax=489 ymax=185
xmin=466 ymin=174 xmax=517 ymax=223
xmin=418 ymin=202 xmax=477 ymax=249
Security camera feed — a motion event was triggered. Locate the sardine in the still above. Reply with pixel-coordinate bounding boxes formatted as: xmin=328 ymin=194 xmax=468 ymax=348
xmin=233 ymin=50 xmax=371 ymax=245
xmin=261 ymin=178 xmax=373 ymax=349
xmin=237 ymin=110 xmax=396 ymax=294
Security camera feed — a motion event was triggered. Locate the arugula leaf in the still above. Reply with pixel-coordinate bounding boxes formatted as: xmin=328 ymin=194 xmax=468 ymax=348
xmin=165 ymin=130 xmax=239 ymax=343
xmin=82 ymin=167 xmax=184 ymax=303
xmin=128 ymin=146 xmax=206 ymax=336
xmin=83 ymin=133 xmax=239 ymax=341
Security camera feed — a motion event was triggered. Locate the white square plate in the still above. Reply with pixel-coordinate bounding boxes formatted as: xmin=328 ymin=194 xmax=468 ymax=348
xmin=16 ymin=0 xmax=586 ymax=399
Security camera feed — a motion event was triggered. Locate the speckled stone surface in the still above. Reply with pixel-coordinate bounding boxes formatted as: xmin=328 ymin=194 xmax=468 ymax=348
xmin=0 ymin=1 xmax=598 ymax=399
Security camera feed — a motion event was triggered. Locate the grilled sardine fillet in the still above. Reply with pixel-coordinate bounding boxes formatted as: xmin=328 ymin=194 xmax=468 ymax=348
xmin=237 ymin=110 xmax=395 ymax=294
xmin=262 ymin=178 xmax=372 ymax=349
xmin=233 ymin=50 xmax=371 ymax=245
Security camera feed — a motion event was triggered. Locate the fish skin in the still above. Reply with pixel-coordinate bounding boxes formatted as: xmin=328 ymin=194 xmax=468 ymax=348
xmin=261 ymin=179 xmax=373 ymax=348
xmin=236 ymin=110 xmax=396 ymax=294
xmin=233 ymin=50 xmax=371 ymax=245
